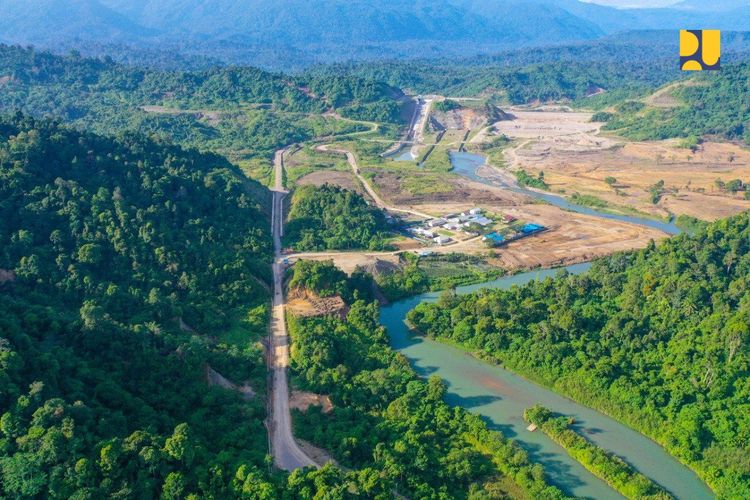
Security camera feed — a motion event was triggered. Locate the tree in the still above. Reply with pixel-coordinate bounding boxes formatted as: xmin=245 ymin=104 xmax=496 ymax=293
xmin=164 ymin=424 xmax=195 ymax=467
xmin=161 ymin=472 xmax=186 ymax=500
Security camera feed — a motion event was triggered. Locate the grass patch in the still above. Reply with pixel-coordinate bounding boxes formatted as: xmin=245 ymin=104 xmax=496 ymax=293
xmin=570 ymin=192 xmax=610 ymax=209
xmin=217 ymin=304 xmax=270 ymax=347
xmin=284 ymin=145 xmax=351 ymax=185
xmin=239 ymin=158 xmax=274 ymax=186
xmin=420 ymin=146 xmax=452 ymax=172
xmin=402 ymin=174 xmax=453 ymax=195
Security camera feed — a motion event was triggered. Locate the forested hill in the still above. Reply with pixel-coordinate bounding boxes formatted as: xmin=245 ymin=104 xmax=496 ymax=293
xmin=408 ymin=213 xmax=750 ymax=497
xmin=0 ymin=44 xmax=401 ymax=115
xmin=306 ymin=31 xmax=750 ymax=107
xmin=0 ymin=45 xmax=404 ymax=160
xmin=603 ymin=61 xmax=750 ymax=144
xmin=306 ymin=32 xmax=685 ymax=102
xmin=0 ymin=115 xmax=281 ymax=497
xmin=0 ymin=115 xmax=566 ymax=497
xmin=4 ymin=0 xmax=750 ymax=67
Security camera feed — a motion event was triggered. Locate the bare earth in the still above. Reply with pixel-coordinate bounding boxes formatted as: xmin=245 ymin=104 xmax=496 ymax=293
xmin=287 ymin=252 xmax=401 ymax=275
xmin=290 ymin=391 xmax=334 ymax=414
xmin=286 ymin=288 xmax=348 ymax=318
xmin=496 ymin=110 xmax=750 ymax=220
xmin=413 ymin=202 xmax=665 ymax=270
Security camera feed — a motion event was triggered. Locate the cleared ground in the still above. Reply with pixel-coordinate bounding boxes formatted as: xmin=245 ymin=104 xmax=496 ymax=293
xmin=495 ymin=110 xmax=750 ymax=220
xmin=413 ymin=202 xmax=665 ymax=270
xmin=296 ymin=170 xmax=365 ymax=195
xmin=282 ymin=104 xmax=750 ymax=279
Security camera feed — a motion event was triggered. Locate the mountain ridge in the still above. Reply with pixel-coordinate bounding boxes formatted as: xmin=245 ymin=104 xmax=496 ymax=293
xmin=2 ymin=0 xmax=750 ymax=67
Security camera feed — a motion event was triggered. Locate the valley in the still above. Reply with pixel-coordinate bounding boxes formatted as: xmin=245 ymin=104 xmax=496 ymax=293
xmin=268 ymin=82 xmax=750 ymax=497
xmin=2 ymin=21 xmax=750 ymax=498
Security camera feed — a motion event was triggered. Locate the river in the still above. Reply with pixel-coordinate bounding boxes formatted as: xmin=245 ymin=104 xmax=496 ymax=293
xmin=380 ymin=149 xmax=712 ymax=498
xmin=448 ymin=151 xmax=682 ymax=235
xmin=381 ymin=263 xmax=713 ymax=499
xmin=385 ymin=146 xmax=417 ymax=161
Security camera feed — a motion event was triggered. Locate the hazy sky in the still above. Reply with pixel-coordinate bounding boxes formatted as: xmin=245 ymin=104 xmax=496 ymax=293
xmin=584 ymin=0 xmax=680 ymax=7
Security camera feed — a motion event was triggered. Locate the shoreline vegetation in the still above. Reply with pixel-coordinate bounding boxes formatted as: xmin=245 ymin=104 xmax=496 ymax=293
xmin=406 ymin=214 xmax=750 ymax=497
xmin=405 ymin=317 xmax=713 ymax=498
xmin=284 ymin=263 xmax=569 ymax=498
xmin=405 ymin=313 xmax=714 ymax=498
xmin=524 ymin=405 xmax=673 ymax=499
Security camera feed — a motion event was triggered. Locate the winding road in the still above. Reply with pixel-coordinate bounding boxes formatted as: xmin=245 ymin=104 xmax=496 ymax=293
xmin=268 ymin=149 xmax=317 ymax=470
xmin=267 ymin=139 xmax=469 ymax=470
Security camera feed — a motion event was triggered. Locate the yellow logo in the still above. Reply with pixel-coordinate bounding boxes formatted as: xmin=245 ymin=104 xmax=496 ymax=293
xmin=680 ymin=30 xmax=720 ymax=71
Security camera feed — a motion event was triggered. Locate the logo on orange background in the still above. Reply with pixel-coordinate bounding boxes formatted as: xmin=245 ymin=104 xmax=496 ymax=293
xmin=680 ymin=30 xmax=720 ymax=71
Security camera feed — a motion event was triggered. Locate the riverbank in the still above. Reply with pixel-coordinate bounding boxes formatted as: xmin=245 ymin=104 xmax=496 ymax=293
xmin=383 ymin=263 xmax=714 ymax=499
xmin=406 ymin=313 xmax=716 ymax=499
xmin=524 ymin=405 xmax=673 ymax=500
xmin=449 ymin=150 xmax=681 ymax=235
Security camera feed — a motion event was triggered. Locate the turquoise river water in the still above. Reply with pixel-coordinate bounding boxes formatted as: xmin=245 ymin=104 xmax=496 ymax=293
xmin=378 ymin=151 xmax=712 ymax=498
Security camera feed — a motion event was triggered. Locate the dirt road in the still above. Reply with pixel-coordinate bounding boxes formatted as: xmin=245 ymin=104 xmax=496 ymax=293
xmin=407 ymin=97 xmax=433 ymax=157
xmin=317 ymin=145 xmax=432 ymax=219
xmin=269 ymin=149 xmax=317 ymax=471
xmin=382 ymin=96 xmax=433 ymax=157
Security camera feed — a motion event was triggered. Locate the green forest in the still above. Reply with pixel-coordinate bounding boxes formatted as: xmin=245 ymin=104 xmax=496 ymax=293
xmin=408 ymin=213 xmax=750 ymax=498
xmin=603 ymin=61 xmax=750 ymax=144
xmin=0 ymin=45 xmax=403 ymax=163
xmin=3 ymin=28 xmax=750 ymax=499
xmin=284 ymin=184 xmax=393 ymax=252
xmin=0 ymin=115 xmax=375 ymax=498
xmin=309 ymin=34 xmax=685 ymax=105
xmin=287 ymin=267 xmax=566 ymax=499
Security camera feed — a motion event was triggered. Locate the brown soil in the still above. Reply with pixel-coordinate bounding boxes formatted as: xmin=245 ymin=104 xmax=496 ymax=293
xmin=290 ymin=391 xmax=333 ymax=413
xmin=431 ymin=107 xmax=486 ymax=130
xmin=412 ymin=201 xmax=665 ymax=271
xmin=390 ymin=237 xmax=424 ymax=251
xmin=369 ymin=169 xmax=523 ymax=206
xmin=496 ymin=110 xmax=750 ymax=220
xmin=289 ymin=253 xmax=401 ymax=276
xmin=287 ymin=288 xmax=348 ymax=318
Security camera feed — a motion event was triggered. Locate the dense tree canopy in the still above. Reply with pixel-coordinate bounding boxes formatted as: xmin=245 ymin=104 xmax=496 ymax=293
xmin=284 ymin=184 xmax=393 ymax=251
xmin=0 ymin=115 xmax=357 ymax=497
xmin=0 ymin=45 xmax=403 ymax=161
xmin=409 ymin=213 xmax=750 ymax=498
xmin=604 ymin=61 xmax=750 ymax=144
xmin=287 ymin=273 xmax=566 ymax=498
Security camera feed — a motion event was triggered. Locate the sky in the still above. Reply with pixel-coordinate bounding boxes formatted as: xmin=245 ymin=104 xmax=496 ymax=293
xmin=584 ymin=0 xmax=680 ymax=7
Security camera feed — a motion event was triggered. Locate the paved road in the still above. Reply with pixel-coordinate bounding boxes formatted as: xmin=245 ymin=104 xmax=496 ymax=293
xmin=268 ymin=149 xmax=317 ymax=471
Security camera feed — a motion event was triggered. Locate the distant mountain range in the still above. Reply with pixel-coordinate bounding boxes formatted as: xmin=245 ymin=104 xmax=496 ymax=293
xmin=1 ymin=0 xmax=750 ymax=67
